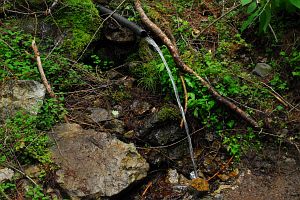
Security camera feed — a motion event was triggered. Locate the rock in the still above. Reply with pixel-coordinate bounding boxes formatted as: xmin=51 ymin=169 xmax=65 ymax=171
xmin=0 ymin=168 xmax=14 ymax=183
xmin=50 ymin=123 xmax=149 ymax=199
xmin=104 ymin=119 xmax=125 ymax=134
xmin=87 ymin=107 xmax=112 ymax=123
xmin=190 ymin=178 xmax=209 ymax=192
xmin=137 ymin=106 xmax=184 ymax=145
xmin=104 ymin=22 xmax=135 ymax=43
xmin=150 ymin=124 xmax=184 ymax=145
xmin=166 ymin=169 xmax=180 ymax=184
xmin=88 ymin=107 xmax=123 ymax=123
xmin=252 ymin=63 xmax=273 ymax=77
xmin=130 ymin=100 xmax=151 ymax=115
xmin=0 ymin=80 xmax=46 ymax=122
xmin=24 ymin=165 xmax=41 ymax=179
xmin=166 ymin=169 xmax=191 ymax=186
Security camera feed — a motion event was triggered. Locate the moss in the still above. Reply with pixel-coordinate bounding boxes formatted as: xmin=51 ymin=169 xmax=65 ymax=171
xmin=112 ymin=90 xmax=132 ymax=103
xmin=53 ymin=0 xmax=102 ymax=58
xmin=157 ymin=106 xmax=180 ymax=122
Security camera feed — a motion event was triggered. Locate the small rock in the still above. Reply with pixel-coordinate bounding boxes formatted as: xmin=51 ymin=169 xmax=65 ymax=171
xmin=166 ymin=169 xmax=179 ymax=184
xmin=88 ymin=107 xmax=112 ymax=123
xmin=24 ymin=165 xmax=41 ymax=178
xmin=190 ymin=178 xmax=209 ymax=192
xmin=124 ymin=130 xmax=135 ymax=138
xmin=130 ymin=100 xmax=151 ymax=115
xmin=217 ymin=174 xmax=230 ymax=181
xmin=104 ymin=119 xmax=125 ymax=134
xmin=104 ymin=23 xmax=135 ymax=43
xmin=252 ymin=63 xmax=273 ymax=77
xmin=0 ymin=168 xmax=14 ymax=183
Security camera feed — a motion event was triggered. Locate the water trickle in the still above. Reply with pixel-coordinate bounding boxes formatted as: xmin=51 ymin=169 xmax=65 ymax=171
xmin=145 ymin=37 xmax=198 ymax=178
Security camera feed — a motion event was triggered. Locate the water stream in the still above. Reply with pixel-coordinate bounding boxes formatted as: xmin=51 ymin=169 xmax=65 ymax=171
xmin=145 ymin=37 xmax=198 ymax=178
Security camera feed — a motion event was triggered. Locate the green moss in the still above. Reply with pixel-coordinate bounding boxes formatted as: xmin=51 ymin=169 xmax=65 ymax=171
xmin=112 ymin=90 xmax=132 ymax=103
xmin=53 ymin=0 xmax=102 ymax=58
xmin=157 ymin=106 xmax=180 ymax=122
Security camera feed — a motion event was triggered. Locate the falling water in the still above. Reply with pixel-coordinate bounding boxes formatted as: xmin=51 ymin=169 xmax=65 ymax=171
xmin=145 ymin=37 xmax=198 ymax=178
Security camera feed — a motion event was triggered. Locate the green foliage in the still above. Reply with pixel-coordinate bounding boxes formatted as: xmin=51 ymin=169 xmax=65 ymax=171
xmin=0 ymin=111 xmax=52 ymax=165
xmin=26 ymin=185 xmax=50 ymax=200
xmin=0 ymin=27 xmax=38 ymax=80
xmin=280 ymin=50 xmax=300 ymax=77
xmin=222 ymin=128 xmax=261 ymax=158
xmin=241 ymin=0 xmax=300 ymax=33
xmin=0 ymin=182 xmax=16 ymax=199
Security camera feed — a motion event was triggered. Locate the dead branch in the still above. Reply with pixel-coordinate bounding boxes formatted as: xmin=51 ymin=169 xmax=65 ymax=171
xmin=32 ymin=40 xmax=69 ymax=123
xmin=32 ymin=40 xmax=56 ymax=98
xmin=135 ymin=0 xmax=259 ymax=128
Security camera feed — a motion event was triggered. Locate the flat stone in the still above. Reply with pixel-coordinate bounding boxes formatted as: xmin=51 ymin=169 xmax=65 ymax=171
xmin=87 ymin=107 xmax=112 ymax=123
xmin=50 ymin=123 xmax=149 ymax=198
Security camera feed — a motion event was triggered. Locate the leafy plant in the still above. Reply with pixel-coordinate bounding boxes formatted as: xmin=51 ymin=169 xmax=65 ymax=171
xmin=241 ymin=0 xmax=300 ymax=33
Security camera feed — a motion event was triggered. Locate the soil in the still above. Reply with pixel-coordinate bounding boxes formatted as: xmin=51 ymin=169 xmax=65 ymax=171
xmin=223 ymin=145 xmax=300 ymax=200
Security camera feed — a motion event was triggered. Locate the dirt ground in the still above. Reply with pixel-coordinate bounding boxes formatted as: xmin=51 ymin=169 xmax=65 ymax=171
xmin=223 ymin=145 xmax=300 ymax=200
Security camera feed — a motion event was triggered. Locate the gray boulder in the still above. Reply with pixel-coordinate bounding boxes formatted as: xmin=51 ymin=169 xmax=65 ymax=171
xmin=50 ymin=123 xmax=149 ymax=199
xmin=0 ymin=80 xmax=46 ymax=122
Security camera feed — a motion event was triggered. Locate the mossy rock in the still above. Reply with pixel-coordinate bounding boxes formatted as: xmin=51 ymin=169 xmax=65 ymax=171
xmin=52 ymin=0 xmax=102 ymax=58
xmin=157 ymin=105 xmax=180 ymax=122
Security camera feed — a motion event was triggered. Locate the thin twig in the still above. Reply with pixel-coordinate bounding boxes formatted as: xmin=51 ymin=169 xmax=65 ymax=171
xmin=4 ymin=163 xmax=38 ymax=186
xmin=180 ymin=75 xmax=188 ymax=128
xmin=268 ymin=24 xmax=278 ymax=43
xmin=141 ymin=181 xmax=152 ymax=197
xmin=207 ymin=156 xmax=233 ymax=181
xmin=199 ymin=4 xmax=241 ymax=35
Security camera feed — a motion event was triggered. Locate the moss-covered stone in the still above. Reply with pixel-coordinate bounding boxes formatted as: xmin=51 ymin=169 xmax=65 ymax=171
xmin=53 ymin=0 xmax=102 ymax=58
xmin=157 ymin=105 xmax=180 ymax=122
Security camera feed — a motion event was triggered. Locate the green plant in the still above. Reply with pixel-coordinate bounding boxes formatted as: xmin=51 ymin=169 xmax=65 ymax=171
xmin=222 ymin=128 xmax=261 ymax=158
xmin=0 ymin=182 xmax=16 ymax=199
xmin=241 ymin=0 xmax=300 ymax=33
xmin=280 ymin=50 xmax=300 ymax=77
xmin=25 ymin=185 xmax=50 ymax=200
xmin=0 ymin=111 xmax=52 ymax=165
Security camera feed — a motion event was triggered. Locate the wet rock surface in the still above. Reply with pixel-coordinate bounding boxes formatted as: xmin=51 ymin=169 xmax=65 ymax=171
xmin=50 ymin=123 xmax=149 ymax=199
xmin=0 ymin=80 xmax=45 ymax=122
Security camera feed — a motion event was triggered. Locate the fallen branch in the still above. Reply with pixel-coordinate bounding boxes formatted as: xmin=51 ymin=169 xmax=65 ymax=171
xmin=32 ymin=40 xmax=69 ymax=123
xmin=135 ymin=0 xmax=259 ymax=128
xmin=32 ymin=40 xmax=56 ymax=98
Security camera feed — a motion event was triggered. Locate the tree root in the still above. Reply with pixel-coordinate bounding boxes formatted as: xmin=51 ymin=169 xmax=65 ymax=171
xmin=135 ymin=0 xmax=259 ymax=128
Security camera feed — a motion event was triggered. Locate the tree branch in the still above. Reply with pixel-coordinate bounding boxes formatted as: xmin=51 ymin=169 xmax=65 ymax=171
xmin=135 ymin=0 xmax=259 ymax=128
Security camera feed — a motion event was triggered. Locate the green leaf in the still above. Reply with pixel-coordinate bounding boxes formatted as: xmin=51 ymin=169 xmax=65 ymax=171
xmin=241 ymin=9 xmax=260 ymax=32
xmin=289 ymin=0 xmax=300 ymax=9
xmin=241 ymin=0 xmax=252 ymax=6
xmin=247 ymin=1 xmax=257 ymax=13
xmin=259 ymin=6 xmax=271 ymax=33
